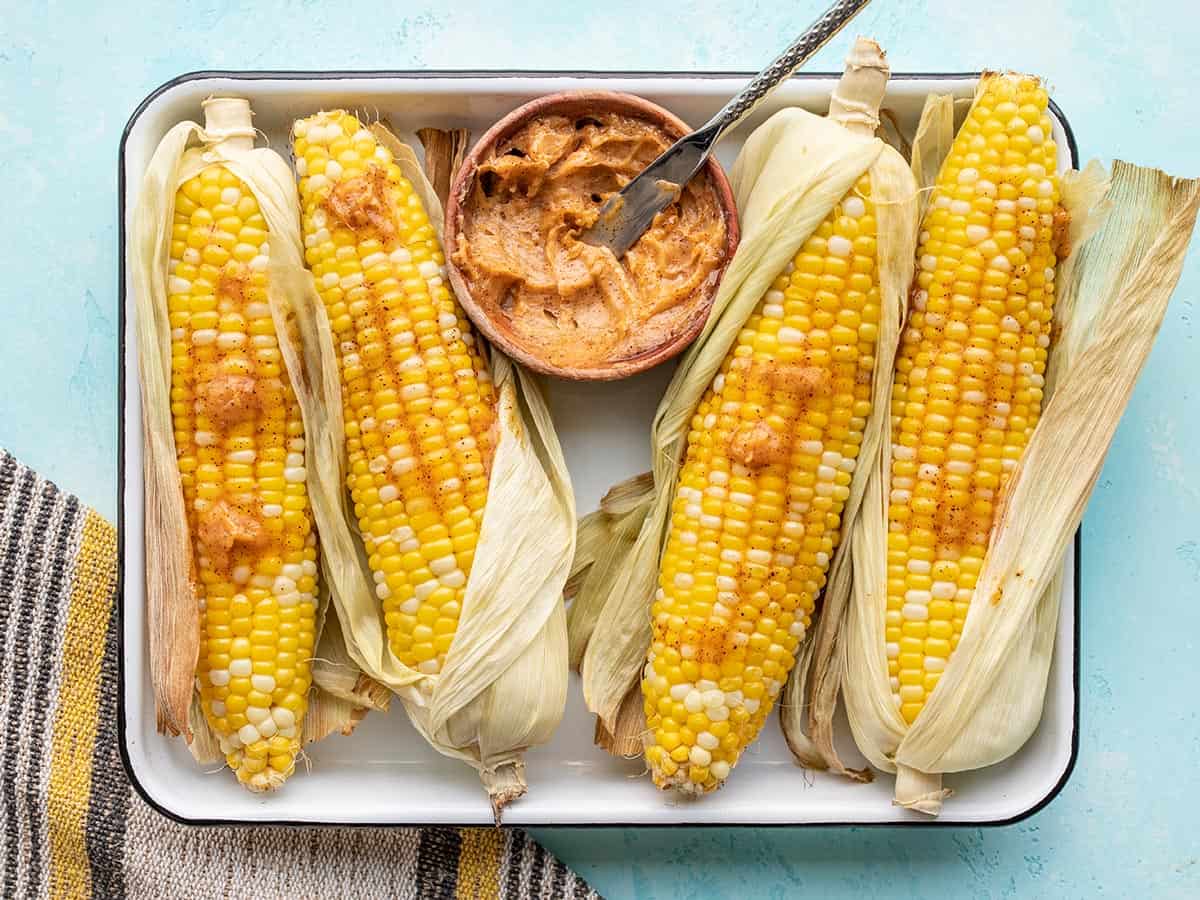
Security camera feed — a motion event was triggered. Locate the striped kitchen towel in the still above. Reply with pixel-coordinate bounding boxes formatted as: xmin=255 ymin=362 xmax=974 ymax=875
xmin=0 ymin=450 xmax=598 ymax=899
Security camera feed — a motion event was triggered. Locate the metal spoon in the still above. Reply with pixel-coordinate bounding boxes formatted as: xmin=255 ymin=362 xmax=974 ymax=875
xmin=580 ymin=0 xmax=873 ymax=258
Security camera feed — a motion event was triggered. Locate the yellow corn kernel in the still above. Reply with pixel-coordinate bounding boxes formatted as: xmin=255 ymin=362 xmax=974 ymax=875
xmin=292 ymin=110 xmax=498 ymax=676
xmin=171 ymin=164 xmax=316 ymax=791
xmin=643 ymin=173 xmax=881 ymax=794
xmin=886 ymin=74 xmax=1062 ymax=724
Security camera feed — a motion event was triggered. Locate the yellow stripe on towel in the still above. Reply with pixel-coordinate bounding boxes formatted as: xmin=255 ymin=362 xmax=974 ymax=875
xmin=47 ymin=511 xmax=118 ymax=900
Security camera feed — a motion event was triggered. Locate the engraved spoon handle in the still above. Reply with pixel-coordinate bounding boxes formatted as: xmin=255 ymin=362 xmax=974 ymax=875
xmin=699 ymin=0 xmax=873 ymax=146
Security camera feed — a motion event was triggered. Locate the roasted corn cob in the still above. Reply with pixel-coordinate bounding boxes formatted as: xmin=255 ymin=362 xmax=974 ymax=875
xmin=170 ymin=164 xmax=317 ymax=790
xmin=885 ymin=74 xmax=1062 ymax=724
xmin=642 ymin=174 xmax=882 ymax=792
xmin=292 ymin=111 xmax=497 ymax=675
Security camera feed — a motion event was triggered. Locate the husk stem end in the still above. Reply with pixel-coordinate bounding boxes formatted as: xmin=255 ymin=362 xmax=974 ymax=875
xmin=481 ymin=761 xmax=528 ymax=826
xmin=201 ymin=97 xmax=254 ymax=152
xmin=828 ymin=36 xmax=890 ymax=137
xmin=894 ymin=765 xmax=951 ymax=816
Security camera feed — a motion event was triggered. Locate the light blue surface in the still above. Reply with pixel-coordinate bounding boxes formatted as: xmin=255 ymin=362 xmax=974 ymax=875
xmin=2 ymin=1 xmax=1197 ymax=896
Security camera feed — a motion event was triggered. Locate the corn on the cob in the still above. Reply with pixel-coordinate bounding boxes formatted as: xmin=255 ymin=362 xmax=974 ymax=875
xmin=885 ymin=74 xmax=1062 ymax=724
xmin=170 ymin=164 xmax=317 ymax=791
xmin=292 ymin=112 xmax=497 ymax=675
xmin=641 ymin=174 xmax=881 ymax=793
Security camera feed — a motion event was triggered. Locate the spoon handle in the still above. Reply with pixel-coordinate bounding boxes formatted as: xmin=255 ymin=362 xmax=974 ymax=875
xmin=700 ymin=0 xmax=873 ymax=146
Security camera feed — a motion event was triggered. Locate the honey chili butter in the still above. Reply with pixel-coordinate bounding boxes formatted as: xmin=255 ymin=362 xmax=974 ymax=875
xmin=446 ymin=94 xmax=737 ymax=379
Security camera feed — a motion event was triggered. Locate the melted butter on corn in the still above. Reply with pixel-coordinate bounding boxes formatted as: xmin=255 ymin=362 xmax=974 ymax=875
xmin=642 ymin=174 xmax=880 ymax=793
xmin=886 ymin=75 xmax=1062 ymax=724
xmin=293 ymin=112 xmax=497 ymax=675
xmin=170 ymin=165 xmax=317 ymax=791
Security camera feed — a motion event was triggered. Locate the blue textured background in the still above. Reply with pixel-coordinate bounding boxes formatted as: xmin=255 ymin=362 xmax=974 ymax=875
xmin=2 ymin=1 xmax=1197 ymax=896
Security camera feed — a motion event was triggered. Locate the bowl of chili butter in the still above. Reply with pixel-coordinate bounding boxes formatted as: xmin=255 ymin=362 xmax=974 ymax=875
xmin=445 ymin=91 xmax=739 ymax=380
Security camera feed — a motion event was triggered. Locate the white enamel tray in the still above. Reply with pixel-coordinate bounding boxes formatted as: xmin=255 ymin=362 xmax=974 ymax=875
xmin=119 ymin=71 xmax=1079 ymax=826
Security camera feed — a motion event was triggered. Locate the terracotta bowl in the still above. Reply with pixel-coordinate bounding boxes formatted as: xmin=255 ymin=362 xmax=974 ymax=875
xmin=443 ymin=90 xmax=740 ymax=381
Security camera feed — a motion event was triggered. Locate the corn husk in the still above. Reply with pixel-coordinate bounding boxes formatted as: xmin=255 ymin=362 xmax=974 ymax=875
xmin=834 ymin=83 xmax=1200 ymax=815
xmin=566 ymin=471 xmax=655 ymax=671
xmin=130 ymin=97 xmax=380 ymax=764
xmin=569 ymin=39 xmax=919 ymax=758
xmin=278 ymin=121 xmax=575 ymax=819
xmin=876 ymin=108 xmax=911 ymax=161
xmin=908 ymin=93 xmax=955 ymax=222
xmin=309 ymin=585 xmax=394 ymax=715
xmin=417 ymin=127 xmax=471 ymax=208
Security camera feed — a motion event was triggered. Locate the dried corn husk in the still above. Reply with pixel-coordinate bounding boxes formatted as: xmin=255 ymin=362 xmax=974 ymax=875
xmin=130 ymin=97 xmax=380 ymax=761
xmin=908 ymin=93 xmax=955 ymax=222
xmin=417 ymin=127 xmax=471 ymax=208
xmin=566 ymin=472 xmax=655 ymax=670
xmin=833 ymin=85 xmax=1200 ymax=815
xmin=570 ymin=39 xmax=919 ymax=755
xmin=309 ymin=585 xmax=394 ymax=714
xmin=278 ymin=122 xmax=575 ymax=819
xmin=876 ymin=108 xmax=911 ymax=161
